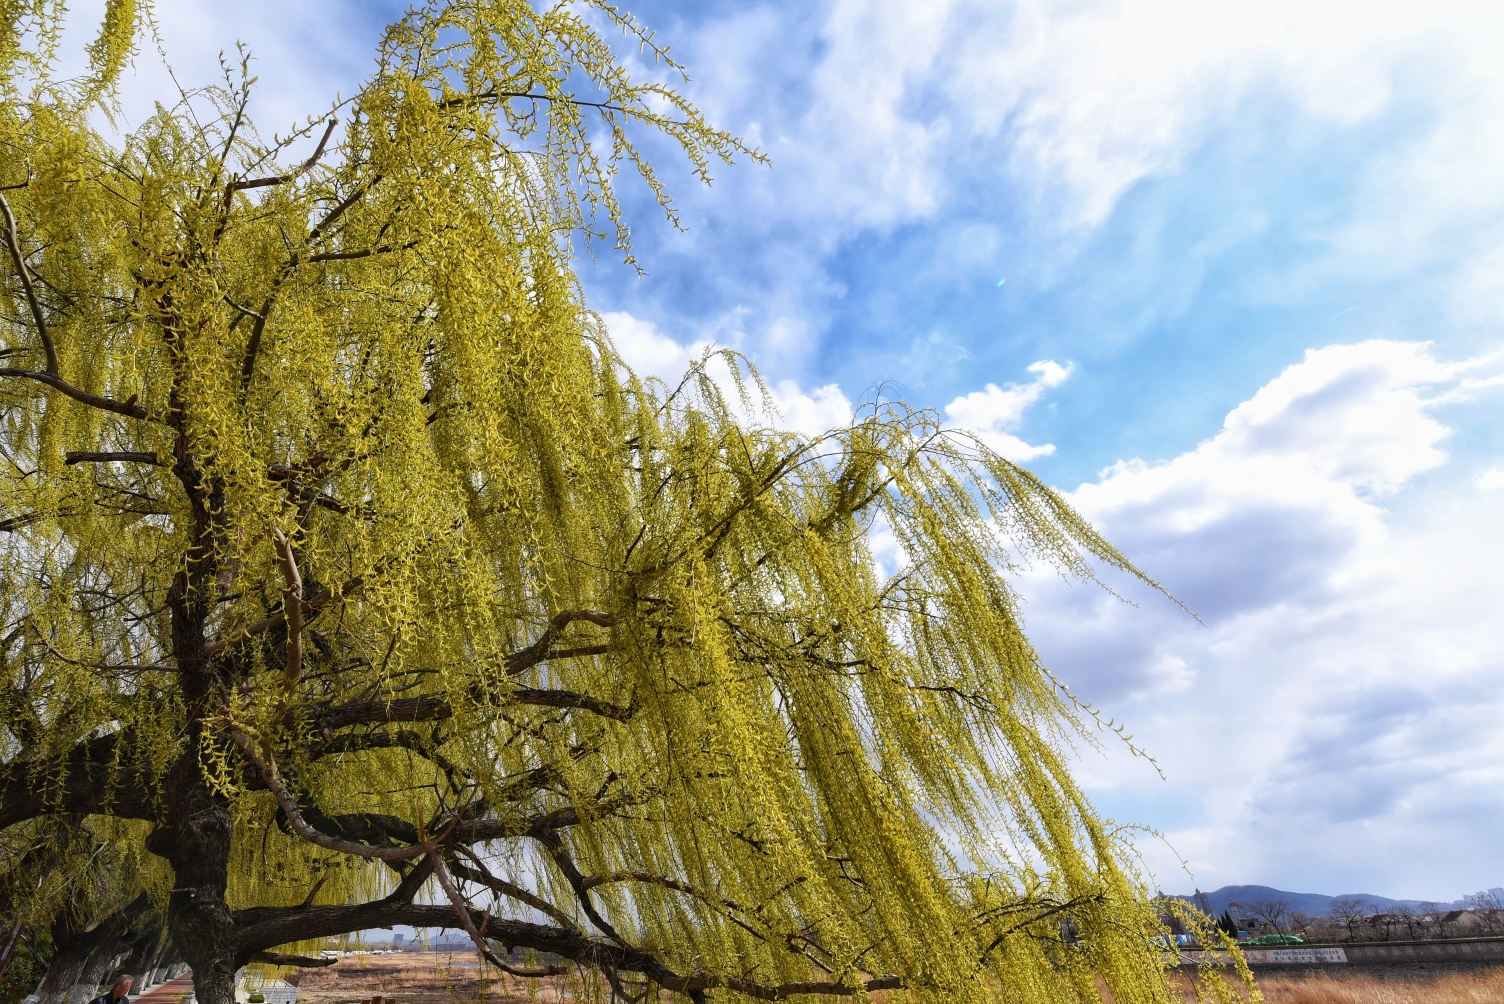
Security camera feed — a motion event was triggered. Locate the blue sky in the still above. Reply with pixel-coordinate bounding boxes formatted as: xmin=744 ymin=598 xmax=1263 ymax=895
xmin=82 ymin=0 xmax=1504 ymax=902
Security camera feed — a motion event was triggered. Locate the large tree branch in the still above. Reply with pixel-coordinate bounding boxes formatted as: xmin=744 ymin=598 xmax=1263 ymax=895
xmin=64 ymin=451 xmax=160 ymax=465
xmin=233 ymin=903 xmax=618 ymax=971
xmin=312 ymin=728 xmax=458 ymax=775
xmin=0 ymin=191 xmax=56 ymax=375
xmin=505 ymin=610 xmax=613 ymax=676
xmin=313 ymin=678 xmax=626 ymax=740
xmin=510 ymin=685 xmax=627 ymax=718
xmin=247 ymin=952 xmax=336 ymax=968
xmin=227 ymin=899 xmax=900 ymax=1001
xmin=0 ymin=368 xmax=154 ymax=420
xmin=0 ymin=729 xmax=156 ymax=829
xmin=316 ymin=696 xmax=452 ymax=731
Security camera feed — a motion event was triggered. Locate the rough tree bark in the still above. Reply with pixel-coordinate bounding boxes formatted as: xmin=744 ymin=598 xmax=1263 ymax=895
xmin=33 ymin=917 xmax=94 ymax=1004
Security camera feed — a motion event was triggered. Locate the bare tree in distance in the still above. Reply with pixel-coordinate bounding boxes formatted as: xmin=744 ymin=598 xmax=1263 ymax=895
xmin=1466 ymin=890 xmax=1504 ymax=935
xmin=1286 ymin=910 xmax=1314 ymax=939
xmin=1327 ymin=899 xmax=1371 ymax=941
xmin=1418 ymin=902 xmax=1445 ymax=939
xmin=1388 ymin=905 xmax=1422 ymax=941
xmin=1248 ymin=900 xmax=1291 ymax=934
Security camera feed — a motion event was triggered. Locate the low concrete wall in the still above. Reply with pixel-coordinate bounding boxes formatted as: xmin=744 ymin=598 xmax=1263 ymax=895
xmin=1178 ymin=937 xmax=1504 ymax=980
xmin=1342 ymin=937 xmax=1504 ymax=966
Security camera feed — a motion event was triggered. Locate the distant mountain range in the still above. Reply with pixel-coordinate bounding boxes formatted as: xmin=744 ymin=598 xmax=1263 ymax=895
xmin=1167 ymin=885 xmax=1462 ymax=918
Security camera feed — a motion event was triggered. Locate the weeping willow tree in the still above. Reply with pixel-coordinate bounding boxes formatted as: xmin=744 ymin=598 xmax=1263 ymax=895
xmin=0 ymin=2 xmax=1251 ymax=1003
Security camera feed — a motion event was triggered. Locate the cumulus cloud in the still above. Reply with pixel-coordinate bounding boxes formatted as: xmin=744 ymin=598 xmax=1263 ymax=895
xmin=601 ymin=311 xmax=852 ymax=437
xmin=767 ymin=380 xmax=855 ymax=437
xmin=600 ymin=311 xmax=708 ymax=385
xmin=943 ymin=360 xmax=1071 ymax=460
xmin=1015 ymin=340 xmax=1504 ymax=896
xmin=937 ymin=0 xmax=1504 ymax=255
xmin=642 ymin=0 xmax=1504 ymax=353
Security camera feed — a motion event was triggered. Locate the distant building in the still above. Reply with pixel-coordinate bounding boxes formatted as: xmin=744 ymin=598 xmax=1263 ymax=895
xmin=1433 ymin=910 xmax=1484 ymax=935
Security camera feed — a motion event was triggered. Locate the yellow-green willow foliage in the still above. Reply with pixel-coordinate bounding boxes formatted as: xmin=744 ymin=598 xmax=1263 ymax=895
xmin=0 ymin=3 xmax=1254 ymax=1004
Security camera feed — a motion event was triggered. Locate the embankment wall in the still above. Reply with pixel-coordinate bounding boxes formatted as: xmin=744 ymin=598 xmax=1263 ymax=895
xmin=1178 ymin=936 xmax=1504 ymax=981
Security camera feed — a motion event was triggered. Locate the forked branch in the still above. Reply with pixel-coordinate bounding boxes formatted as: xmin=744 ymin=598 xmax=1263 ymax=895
xmin=426 ymin=847 xmax=570 ymax=978
xmin=506 ymin=610 xmax=613 ymax=676
xmin=448 ymin=854 xmax=581 ymax=932
xmin=223 ymin=118 xmax=338 ymax=206
xmin=224 ymin=726 xmax=426 ymax=862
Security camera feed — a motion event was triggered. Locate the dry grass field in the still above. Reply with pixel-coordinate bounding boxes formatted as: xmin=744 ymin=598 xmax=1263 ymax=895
xmin=288 ymin=954 xmax=1504 ymax=1004
xmin=288 ymin=953 xmax=574 ymax=1004
xmin=1252 ymin=970 xmax=1504 ymax=1004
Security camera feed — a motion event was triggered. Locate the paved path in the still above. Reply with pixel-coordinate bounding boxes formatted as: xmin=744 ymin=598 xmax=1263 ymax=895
xmin=133 ymin=975 xmax=195 ymax=1004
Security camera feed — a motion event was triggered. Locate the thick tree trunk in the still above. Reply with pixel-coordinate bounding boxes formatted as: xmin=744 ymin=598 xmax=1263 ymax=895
xmin=74 ymin=941 xmax=126 ymax=1000
xmin=34 ymin=893 xmax=153 ymax=1004
xmin=158 ymin=458 xmax=235 ymax=1004
xmin=128 ymin=933 xmax=167 ymax=990
xmin=33 ymin=920 xmax=93 ymax=1004
xmin=154 ymin=777 xmax=237 ymax=1004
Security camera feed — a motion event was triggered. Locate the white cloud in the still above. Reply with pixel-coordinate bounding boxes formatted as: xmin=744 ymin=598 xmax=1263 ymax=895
xmin=60 ymin=0 xmax=387 ymax=146
xmin=678 ymin=0 xmax=1504 ymax=334
xmin=601 ymin=311 xmax=852 ymax=437
xmin=1016 ymin=340 xmax=1504 ymax=896
xmin=943 ymin=360 xmax=1071 ymax=460
xmin=786 ymin=0 xmax=954 ymax=229
xmin=1477 ymin=468 xmax=1504 ymax=491
xmin=951 ymin=1 xmax=1504 ymax=230
xmin=768 ymin=380 xmax=855 ymax=437
xmin=600 ymin=311 xmax=708 ymax=386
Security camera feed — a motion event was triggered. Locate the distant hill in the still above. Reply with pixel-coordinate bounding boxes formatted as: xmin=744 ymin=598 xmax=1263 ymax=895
xmin=1168 ymin=884 xmax=1439 ymax=918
